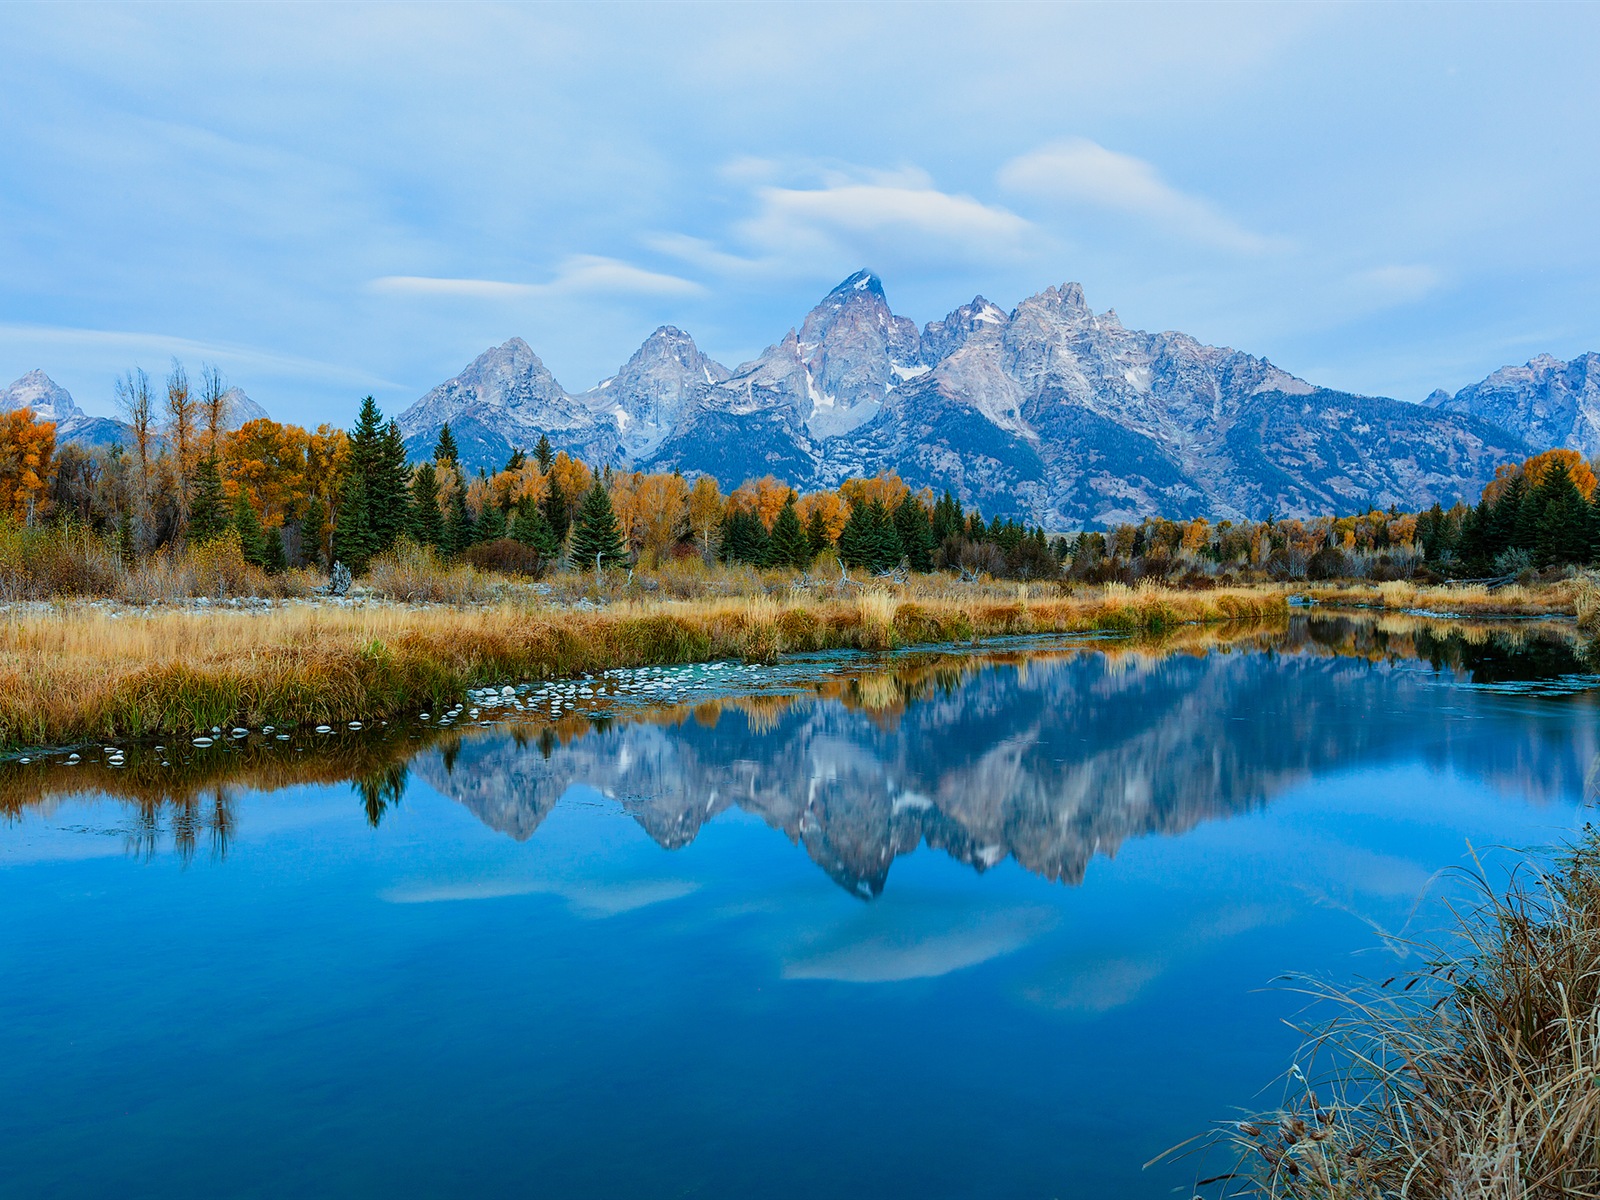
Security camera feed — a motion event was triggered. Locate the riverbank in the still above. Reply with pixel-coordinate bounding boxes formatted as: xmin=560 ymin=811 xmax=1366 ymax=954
xmin=1210 ymin=828 xmax=1600 ymax=1197
xmin=1303 ymin=576 xmax=1597 ymax=620
xmin=0 ymin=585 xmax=1284 ymax=747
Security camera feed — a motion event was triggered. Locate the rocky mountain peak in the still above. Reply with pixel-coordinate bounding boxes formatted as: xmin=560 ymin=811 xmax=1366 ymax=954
xmin=2 ymin=369 xmax=84 ymax=424
xmin=592 ymin=325 xmax=730 ymax=457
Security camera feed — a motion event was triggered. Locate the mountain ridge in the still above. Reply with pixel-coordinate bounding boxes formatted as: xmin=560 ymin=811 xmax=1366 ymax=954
xmin=396 ymin=271 xmax=1550 ymax=526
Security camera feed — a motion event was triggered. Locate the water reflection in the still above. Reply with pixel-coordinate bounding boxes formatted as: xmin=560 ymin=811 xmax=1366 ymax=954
xmin=4 ymin=613 xmax=1596 ymax=893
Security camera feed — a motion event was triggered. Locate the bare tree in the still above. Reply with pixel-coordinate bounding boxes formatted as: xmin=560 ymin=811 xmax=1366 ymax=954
xmin=114 ymin=367 xmax=154 ymax=507
xmin=199 ymin=363 xmax=227 ymax=457
xmin=165 ymin=359 xmax=196 ymax=513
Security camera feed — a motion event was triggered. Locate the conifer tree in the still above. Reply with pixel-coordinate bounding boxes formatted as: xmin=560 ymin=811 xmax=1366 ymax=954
xmin=368 ymin=420 xmax=413 ymax=553
xmin=332 ymin=476 xmax=374 ymax=572
xmin=263 ymin=526 xmax=287 ymax=574
xmin=477 ymin=503 xmax=507 ymax=542
xmin=301 ymin=493 xmax=328 ymax=569
xmin=893 ymin=497 xmax=935 ymax=571
xmin=1486 ymin=475 xmax=1525 ymax=559
xmin=511 ymin=497 xmax=558 ymax=556
xmin=534 ymin=433 xmax=553 ymax=471
xmin=931 ymin=490 xmax=963 ymax=542
xmin=1532 ymin=459 xmax=1589 ymax=566
xmin=718 ymin=509 xmax=768 ymax=565
xmin=569 ymin=481 xmax=627 ymax=568
xmin=766 ymin=498 xmax=811 ymax=569
xmin=233 ymin=491 xmax=267 ymax=567
xmin=504 ymin=448 xmax=526 ymax=472
xmin=542 ymin=475 xmax=569 ymax=546
xmin=410 ymin=463 xmax=445 ymax=550
xmin=434 ymin=423 xmax=458 ymax=466
xmin=187 ymin=457 xmax=230 ymax=544
xmin=805 ymin=506 xmax=830 ymax=558
xmin=445 ymin=487 xmax=475 ymax=554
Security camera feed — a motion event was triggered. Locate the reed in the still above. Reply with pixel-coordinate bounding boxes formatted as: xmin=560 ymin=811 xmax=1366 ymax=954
xmin=0 ymin=585 xmax=1284 ymax=747
xmin=1195 ymin=832 xmax=1600 ymax=1198
xmin=1305 ymin=577 xmax=1593 ymax=618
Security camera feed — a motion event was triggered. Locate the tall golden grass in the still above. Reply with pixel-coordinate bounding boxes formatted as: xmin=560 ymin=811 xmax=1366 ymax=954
xmin=1197 ymin=834 xmax=1600 ymax=1198
xmin=1307 ymin=577 xmax=1593 ymax=618
xmin=0 ymin=585 xmax=1284 ymax=746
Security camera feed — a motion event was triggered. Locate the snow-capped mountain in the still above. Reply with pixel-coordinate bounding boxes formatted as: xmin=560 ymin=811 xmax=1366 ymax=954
xmin=1423 ymin=352 xmax=1600 ymax=460
xmin=396 ymin=272 xmax=1539 ymax=525
xmin=0 ymin=370 xmax=130 ymax=447
xmin=220 ymin=386 xmax=270 ymax=431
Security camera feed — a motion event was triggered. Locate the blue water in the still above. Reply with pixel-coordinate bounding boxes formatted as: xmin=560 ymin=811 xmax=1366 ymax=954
xmin=0 ymin=615 xmax=1593 ymax=1198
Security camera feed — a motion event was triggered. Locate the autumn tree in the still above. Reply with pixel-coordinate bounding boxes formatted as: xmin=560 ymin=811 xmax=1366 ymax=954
xmin=0 ymin=409 xmax=55 ymax=523
xmin=165 ymin=359 xmax=197 ymax=505
xmin=730 ymin=475 xmax=793 ymax=529
xmin=199 ymin=364 xmax=228 ymax=457
xmin=633 ymin=472 xmax=691 ymax=562
xmin=796 ymin=490 xmax=848 ymax=547
xmin=687 ymin=474 xmax=725 ymax=559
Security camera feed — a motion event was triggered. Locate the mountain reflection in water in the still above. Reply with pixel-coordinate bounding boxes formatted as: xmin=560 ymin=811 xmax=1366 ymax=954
xmin=4 ymin=613 xmax=1596 ymax=895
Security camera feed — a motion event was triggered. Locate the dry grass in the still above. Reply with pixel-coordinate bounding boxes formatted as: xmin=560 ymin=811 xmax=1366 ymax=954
xmin=1306 ymin=578 xmax=1593 ymax=618
xmin=0 ymin=584 xmax=1284 ymax=746
xmin=1196 ymin=832 xmax=1600 ymax=1198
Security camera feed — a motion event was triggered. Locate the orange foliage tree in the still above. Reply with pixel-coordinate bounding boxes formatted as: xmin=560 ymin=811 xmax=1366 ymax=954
xmin=220 ymin=418 xmax=312 ymax=525
xmin=729 ymin=475 xmax=794 ymax=529
xmin=0 ymin=409 xmax=55 ymax=522
xmin=687 ymin=474 xmax=724 ymax=555
xmin=796 ymin=490 xmax=848 ymax=544
xmin=838 ymin=471 xmax=909 ymax=515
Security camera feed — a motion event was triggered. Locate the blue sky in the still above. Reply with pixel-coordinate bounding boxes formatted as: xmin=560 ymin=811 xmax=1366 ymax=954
xmin=2 ymin=2 xmax=1597 ymax=428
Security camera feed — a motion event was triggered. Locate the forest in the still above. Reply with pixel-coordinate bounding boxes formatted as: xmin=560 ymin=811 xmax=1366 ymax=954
xmin=1 ymin=360 xmax=1596 ymax=599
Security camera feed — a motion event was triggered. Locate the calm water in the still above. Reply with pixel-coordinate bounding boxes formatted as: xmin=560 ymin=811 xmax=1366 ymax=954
xmin=1 ymin=614 xmax=1595 ymax=1199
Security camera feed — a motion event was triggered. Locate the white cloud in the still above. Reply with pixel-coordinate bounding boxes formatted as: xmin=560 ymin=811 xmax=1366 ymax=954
xmin=369 ymin=255 xmax=704 ymax=301
xmin=999 ymin=137 xmax=1284 ymax=254
xmin=653 ymin=163 xmax=1039 ymax=281
xmin=782 ymin=900 xmax=1054 ymax=983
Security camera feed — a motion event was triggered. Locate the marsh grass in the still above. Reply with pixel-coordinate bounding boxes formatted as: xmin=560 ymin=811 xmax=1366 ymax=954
xmin=0 ymin=585 xmax=1283 ymax=745
xmin=1187 ymin=832 xmax=1600 ymax=1198
xmin=1307 ymin=577 xmax=1593 ymax=618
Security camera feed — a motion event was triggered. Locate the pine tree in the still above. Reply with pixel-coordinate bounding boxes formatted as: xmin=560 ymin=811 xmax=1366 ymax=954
xmin=301 ymin=493 xmax=328 ymax=569
xmin=410 ymin=463 xmax=445 ymax=550
xmin=893 ymin=497 xmax=934 ymax=572
xmin=187 ymin=457 xmax=230 ymax=544
xmin=569 ymin=482 xmax=628 ymax=568
xmin=434 ymin=423 xmax=459 ymax=466
xmin=805 ymin=506 xmax=830 ymax=558
xmin=868 ymin=500 xmax=904 ymax=570
xmin=931 ymin=490 xmax=963 ymax=542
xmin=504 ymin=449 xmax=526 ymax=472
xmin=542 ymin=476 xmax=569 ymax=546
xmin=445 ymin=486 xmax=475 ymax=554
xmin=718 ymin=509 xmax=768 ymax=565
xmin=1486 ymin=475 xmax=1525 ymax=559
xmin=534 ymin=433 xmax=553 ymax=471
xmin=263 ymin=526 xmax=287 ymax=574
xmin=477 ymin=503 xmax=507 ymax=542
xmin=965 ymin=510 xmax=987 ymax=542
xmin=837 ymin=502 xmax=870 ymax=569
xmin=766 ymin=498 xmax=810 ymax=569
xmin=1532 ymin=460 xmax=1589 ymax=566
xmin=511 ymin=498 xmax=558 ymax=555
xmin=332 ymin=476 xmax=375 ymax=573
xmin=233 ymin=491 xmax=267 ymax=567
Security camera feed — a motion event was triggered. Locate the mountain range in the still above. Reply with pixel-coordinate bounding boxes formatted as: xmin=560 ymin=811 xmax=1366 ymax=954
xmin=0 ymin=370 xmax=267 ymax=450
xmin=395 ymin=271 xmax=1590 ymax=527
xmin=9 ymin=273 xmax=1595 ymax=527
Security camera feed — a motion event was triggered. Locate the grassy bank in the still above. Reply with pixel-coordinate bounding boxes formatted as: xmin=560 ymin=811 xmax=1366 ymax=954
xmin=0 ymin=584 xmax=1283 ymax=747
xmin=1207 ymin=831 xmax=1600 ymax=1197
xmin=1304 ymin=577 xmax=1596 ymax=619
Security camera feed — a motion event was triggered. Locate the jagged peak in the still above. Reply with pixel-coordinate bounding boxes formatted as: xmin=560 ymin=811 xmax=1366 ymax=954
xmin=827 ymin=269 xmax=885 ymax=300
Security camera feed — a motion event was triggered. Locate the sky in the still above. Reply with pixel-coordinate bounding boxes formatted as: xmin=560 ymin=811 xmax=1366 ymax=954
xmin=1 ymin=1 xmax=1598 ymax=429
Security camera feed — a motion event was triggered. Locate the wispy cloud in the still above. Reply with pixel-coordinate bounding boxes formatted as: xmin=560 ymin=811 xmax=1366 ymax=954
xmin=370 ymin=255 xmax=705 ymax=301
xmin=999 ymin=138 xmax=1285 ymax=254
xmin=653 ymin=163 xmax=1039 ymax=281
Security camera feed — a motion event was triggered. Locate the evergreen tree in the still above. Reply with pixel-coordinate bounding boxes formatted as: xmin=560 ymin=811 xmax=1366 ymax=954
xmin=187 ymin=457 xmax=230 ymax=544
xmin=804 ymin=506 xmax=830 ymax=558
xmin=434 ymin=423 xmax=459 ymax=466
xmin=364 ymin=420 xmax=412 ymax=554
xmin=476 ymin=503 xmax=507 ymax=542
xmin=766 ymin=498 xmax=811 ymax=569
xmin=410 ymin=463 xmax=445 ymax=550
xmin=931 ymin=490 xmax=963 ymax=543
xmin=718 ymin=509 xmax=768 ymax=565
xmin=839 ymin=499 xmax=902 ymax=571
xmin=511 ymin=498 xmax=558 ymax=555
xmin=965 ymin=510 xmax=987 ymax=542
xmin=263 ymin=526 xmax=287 ymax=574
xmin=893 ymin=497 xmax=935 ymax=572
xmin=504 ymin=449 xmax=526 ymax=472
xmin=1457 ymin=498 xmax=1491 ymax=572
xmin=332 ymin=476 xmax=375 ymax=573
xmin=542 ymin=476 xmax=570 ymax=546
xmin=1487 ymin=474 xmax=1526 ymax=559
xmin=233 ymin=491 xmax=267 ymax=567
xmin=1532 ymin=460 xmax=1589 ymax=566
xmin=444 ymin=486 xmax=475 ymax=554
xmin=569 ymin=482 xmax=628 ymax=568
xmin=301 ymin=493 xmax=328 ymax=569
xmin=534 ymin=433 xmax=553 ymax=471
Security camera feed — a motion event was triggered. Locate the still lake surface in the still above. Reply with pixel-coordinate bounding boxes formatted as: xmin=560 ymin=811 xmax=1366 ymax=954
xmin=1 ymin=612 xmax=1596 ymax=1199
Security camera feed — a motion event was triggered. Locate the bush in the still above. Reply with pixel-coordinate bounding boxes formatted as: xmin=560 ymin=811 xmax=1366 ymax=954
xmin=461 ymin=538 xmax=547 ymax=578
